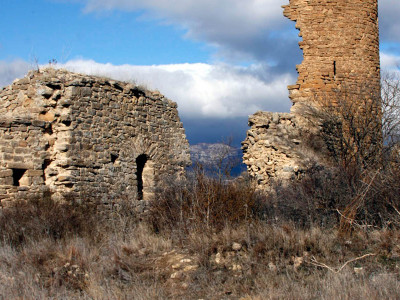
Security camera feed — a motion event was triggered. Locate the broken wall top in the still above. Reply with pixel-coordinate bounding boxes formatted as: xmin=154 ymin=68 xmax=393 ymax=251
xmin=0 ymin=68 xmax=190 ymax=204
xmin=0 ymin=68 xmax=179 ymax=126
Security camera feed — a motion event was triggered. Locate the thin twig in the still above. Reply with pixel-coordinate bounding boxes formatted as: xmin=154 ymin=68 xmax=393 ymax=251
xmin=336 ymin=209 xmax=377 ymax=229
xmin=358 ymin=170 xmax=380 ymax=206
xmin=336 ymin=209 xmax=355 ymax=222
xmin=310 ymin=253 xmax=376 ymax=273
xmin=391 ymin=203 xmax=400 ymax=217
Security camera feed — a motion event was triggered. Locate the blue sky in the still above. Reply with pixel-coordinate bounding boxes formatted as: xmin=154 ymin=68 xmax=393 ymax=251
xmin=0 ymin=0 xmax=213 ymax=65
xmin=1 ymin=0 xmax=400 ymax=146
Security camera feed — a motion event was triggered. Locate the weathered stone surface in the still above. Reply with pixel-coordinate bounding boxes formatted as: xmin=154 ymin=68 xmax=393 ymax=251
xmin=0 ymin=68 xmax=191 ymax=205
xmin=243 ymin=0 xmax=381 ymax=189
xmin=282 ymin=0 xmax=380 ymax=113
xmin=242 ymin=112 xmax=311 ymax=186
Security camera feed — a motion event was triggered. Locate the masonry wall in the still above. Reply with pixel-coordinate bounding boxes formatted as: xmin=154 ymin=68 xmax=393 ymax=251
xmin=283 ymin=0 xmax=380 ymax=112
xmin=0 ymin=68 xmax=191 ymax=206
xmin=243 ymin=0 xmax=381 ymax=188
xmin=242 ymin=112 xmax=304 ymax=186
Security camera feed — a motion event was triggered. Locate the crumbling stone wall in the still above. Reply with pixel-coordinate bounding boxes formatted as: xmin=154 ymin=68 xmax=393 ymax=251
xmin=243 ymin=0 xmax=381 ymax=188
xmin=242 ymin=112 xmax=304 ymax=185
xmin=0 ymin=68 xmax=191 ymax=206
xmin=283 ymin=0 xmax=380 ymax=113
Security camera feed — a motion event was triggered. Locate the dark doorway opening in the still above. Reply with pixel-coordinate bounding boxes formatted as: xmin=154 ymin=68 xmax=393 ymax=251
xmin=12 ymin=169 xmax=27 ymax=186
xmin=136 ymin=154 xmax=148 ymax=200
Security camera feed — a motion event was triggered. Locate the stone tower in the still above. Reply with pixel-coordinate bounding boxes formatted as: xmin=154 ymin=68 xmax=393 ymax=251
xmin=283 ymin=0 xmax=380 ymax=112
xmin=242 ymin=0 xmax=381 ymax=188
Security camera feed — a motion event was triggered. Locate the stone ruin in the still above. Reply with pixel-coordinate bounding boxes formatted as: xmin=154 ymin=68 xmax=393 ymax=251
xmin=0 ymin=0 xmax=384 ymax=202
xmin=242 ymin=0 xmax=381 ymax=188
xmin=0 ymin=68 xmax=191 ymax=207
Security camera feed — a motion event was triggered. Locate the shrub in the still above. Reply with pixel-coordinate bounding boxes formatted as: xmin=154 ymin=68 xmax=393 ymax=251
xmin=148 ymin=170 xmax=265 ymax=235
xmin=262 ymin=163 xmax=400 ymax=231
xmin=0 ymin=192 xmax=98 ymax=248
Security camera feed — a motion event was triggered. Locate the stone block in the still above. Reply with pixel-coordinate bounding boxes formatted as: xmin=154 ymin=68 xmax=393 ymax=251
xmin=39 ymin=111 xmax=55 ymax=122
xmin=0 ymin=177 xmax=13 ymax=185
xmin=7 ymin=162 xmax=33 ymax=169
xmin=27 ymin=170 xmax=44 ymax=177
xmin=0 ymin=170 xmax=12 ymax=177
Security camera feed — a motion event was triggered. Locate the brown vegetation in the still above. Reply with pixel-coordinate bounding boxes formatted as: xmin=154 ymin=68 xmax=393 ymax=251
xmin=0 ymin=161 xmax=399 ymax=299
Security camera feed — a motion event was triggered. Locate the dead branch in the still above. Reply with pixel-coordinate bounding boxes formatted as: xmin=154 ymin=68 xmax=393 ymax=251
xmin=309 ymin=253 xmax=376 ymax=273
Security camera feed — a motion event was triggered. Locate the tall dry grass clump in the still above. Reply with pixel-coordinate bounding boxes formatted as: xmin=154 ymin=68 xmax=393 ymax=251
xmin=0 ymin=192 xmax=99 ymax=247
xmin=149 ymin=171 xmax=264 ymax=235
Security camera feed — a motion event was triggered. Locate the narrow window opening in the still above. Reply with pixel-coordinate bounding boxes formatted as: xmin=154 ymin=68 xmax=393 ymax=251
xmin=42 ymin=159 xmax=52 ymax=183
xmin=111 ymin=153 xmax=118 ymax=164
xmin=333 ymin=61 xmax=337 ymax=79
xmin=44 ymin=124 xmax=53 ymax=135
xmin=12 ymin=169 xmax=27 ymax=186
xmin=136 ymin=154 xmax=148 ymax=200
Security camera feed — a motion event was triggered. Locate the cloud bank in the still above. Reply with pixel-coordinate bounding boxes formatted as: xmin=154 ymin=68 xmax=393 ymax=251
xmin=2 ymin=49 xmax=400 ymax=120
xmin=78 ymin=0 xmax=301 ymax=67
xmin=0 ymin=60 xmax=31 ymax=88
xmin=379 ymin=0 xmax=400 ymax=44
xmin=76 ymin=0 xmax=400 ymax=68
xmin=0 ymin=59 xmax=294 ymax=118
xmin=381 ymin=52 xmax=400 ymax=73
xmin=57 ymin=59 xmax=294 ymax=118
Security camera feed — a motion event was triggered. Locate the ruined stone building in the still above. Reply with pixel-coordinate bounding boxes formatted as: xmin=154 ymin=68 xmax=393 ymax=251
xmin=242 ymin=0 xmax=381 ymax=187
xmin=0 ymin=68 xmax=191 ymax=206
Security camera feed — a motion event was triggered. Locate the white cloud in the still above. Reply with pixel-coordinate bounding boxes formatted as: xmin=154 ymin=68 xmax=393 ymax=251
xmin=76 ymin=0 xmax=400 ymax=67
xmin=0 ymin=59 xmax=295 ymax=143
xmin=83 ymin=0 xmax=286 ymax=33
xmin=381 ymin=52 xmax=400 ymax=71
xmin=77 ymin=0 xmax=297 ymax=63
xmin=56 ymin=59 xmax=293 ymax=118
xmin=0 ymin=60 xmax=31 ymax=88
xmin=4 ymin=52 xmax=399 ymax=121
xmin=379 ymin=0 xmax=400 ymax=42
xmin=381 ymin=52 xmax=400 ymax=80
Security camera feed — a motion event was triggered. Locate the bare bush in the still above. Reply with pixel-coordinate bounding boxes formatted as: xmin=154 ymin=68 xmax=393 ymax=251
xmin=0 ymin=193 xmax=99 ymax=248
xmin=300 ymin=83 xmax=382 ymax=172
xmin=148 ymin=170 xmax=265 ymax=235
xmin=382 ymin=72 xmax=400 ymax=149
xmin=288 ymin=73 xmax=400 ymax=234
xmin=300 ymin=72 xmax=400 ymax=171
xmin=265 ymin=164 xmax=400 ymax=231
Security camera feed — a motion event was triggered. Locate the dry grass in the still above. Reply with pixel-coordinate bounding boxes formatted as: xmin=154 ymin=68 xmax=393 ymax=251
xmin=149 ymin=172 xmax=262 ymax=236
xmin=0 ymin=172 xmax=399 ymax=299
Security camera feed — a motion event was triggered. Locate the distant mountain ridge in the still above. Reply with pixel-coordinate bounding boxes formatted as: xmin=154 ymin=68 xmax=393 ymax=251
xmin=190 ymin=143 xmax=239 ymax=164
xmin=189 ymin=143 xmax=246 ymax=176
